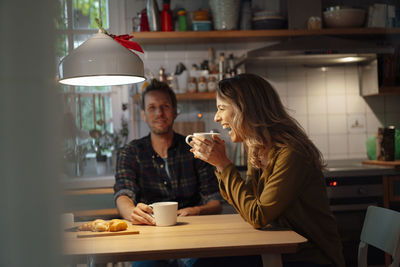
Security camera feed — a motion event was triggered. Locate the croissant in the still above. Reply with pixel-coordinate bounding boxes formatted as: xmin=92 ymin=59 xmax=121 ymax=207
xmin=109 ymin=219 xmax=128 ymax=232
xmin=78 ymin=219 xmax=128 ymax=232
xmin=78 ymin=222 xmax=93 ymax=231
xmin=92 ymin=219 xmax=109 ymax=232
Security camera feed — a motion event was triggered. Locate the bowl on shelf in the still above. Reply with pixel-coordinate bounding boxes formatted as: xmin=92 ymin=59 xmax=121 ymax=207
xmin=252 ymin=16 xmax=286 ymax=30
xmin=323 ymin=7 xmax=366 ymax=28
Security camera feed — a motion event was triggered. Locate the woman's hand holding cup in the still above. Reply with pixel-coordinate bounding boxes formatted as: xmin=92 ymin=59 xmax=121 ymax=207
xmin=187 ymin=132 xmax=232 ymax=172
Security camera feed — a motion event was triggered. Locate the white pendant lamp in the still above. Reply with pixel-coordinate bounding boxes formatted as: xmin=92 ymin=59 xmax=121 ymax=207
xmin=59 ymin=31 xmax=145 ymax=86
xmin=58 ymin=0 xmax=145 ymax=86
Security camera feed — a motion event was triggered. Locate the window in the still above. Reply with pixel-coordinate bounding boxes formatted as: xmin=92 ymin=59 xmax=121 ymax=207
xmin=57 ymin=0 xmax=127 ymax=178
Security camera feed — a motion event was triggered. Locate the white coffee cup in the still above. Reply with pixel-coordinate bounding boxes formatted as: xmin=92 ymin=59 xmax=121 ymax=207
xmin=185 ymin=132 xmax=221 ymax=146
xmin=149 ymin=201 xmax=178 ymax=226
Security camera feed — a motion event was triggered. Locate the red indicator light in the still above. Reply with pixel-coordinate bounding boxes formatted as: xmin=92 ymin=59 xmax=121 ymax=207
xmin=328 ymin=181 xmax=338 ymax=187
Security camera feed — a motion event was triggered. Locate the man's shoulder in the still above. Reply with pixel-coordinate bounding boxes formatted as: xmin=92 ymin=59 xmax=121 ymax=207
xmin=122 ymin=135 xmax=149 ymax=152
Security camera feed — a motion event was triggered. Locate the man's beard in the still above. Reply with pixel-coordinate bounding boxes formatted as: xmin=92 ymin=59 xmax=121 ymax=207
xmin=149 ymin=124 xmax=173 ymax=135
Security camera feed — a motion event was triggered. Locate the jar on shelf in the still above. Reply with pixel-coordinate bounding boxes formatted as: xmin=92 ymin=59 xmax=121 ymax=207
xmin=198 ymin=76 xmax=208 ymax=92
xmin=187 ymin=77 xmax=197 ymax=93
xmin=207 ymin=75 xmax=218 ymax=92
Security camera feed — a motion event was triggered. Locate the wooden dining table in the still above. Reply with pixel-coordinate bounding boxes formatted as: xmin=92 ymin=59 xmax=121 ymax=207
xmin=63 ymin=214 xmax=307 ymax=266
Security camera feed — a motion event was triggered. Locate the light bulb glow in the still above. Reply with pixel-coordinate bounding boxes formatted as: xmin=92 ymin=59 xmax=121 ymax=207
xmin=59 ymin=75 xmax=145 ymax=86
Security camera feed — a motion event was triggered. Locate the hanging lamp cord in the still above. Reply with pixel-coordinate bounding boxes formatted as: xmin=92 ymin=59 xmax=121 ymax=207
xmin=95 ymin=0 xmax=107 ymax=34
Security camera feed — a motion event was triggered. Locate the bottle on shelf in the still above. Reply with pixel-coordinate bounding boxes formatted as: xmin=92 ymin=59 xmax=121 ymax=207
xmin=218 ymin=52 xmax=225 ymax=81
xmin=139 ymin=9 xmax=150 ymax=32
xmin=159 ymin=67 xmax=167 ymax=83
xmin=146 ymin=0 xmax=161 ymax=31
xmin=161 ymin=0 xmax=173 ymax=31
xmin=208 ymin=47 xmax=218 ymax=74
xmin=226 ymin=53 xmax=237 ymax=78
xmin=177 ymin=9 xmax=188 ymax=31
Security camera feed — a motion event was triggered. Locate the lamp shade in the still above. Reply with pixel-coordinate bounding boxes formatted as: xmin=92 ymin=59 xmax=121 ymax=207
xmin=59 ymin=32 xmax=145 ymax=86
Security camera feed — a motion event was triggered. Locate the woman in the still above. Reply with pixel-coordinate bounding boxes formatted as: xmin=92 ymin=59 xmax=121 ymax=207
xmin=189 ymin=74 xmax=345 ymax=267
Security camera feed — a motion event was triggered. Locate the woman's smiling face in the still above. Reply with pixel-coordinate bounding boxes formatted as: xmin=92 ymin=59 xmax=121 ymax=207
xmin=214 ymin=95 xmax=243 ymax=143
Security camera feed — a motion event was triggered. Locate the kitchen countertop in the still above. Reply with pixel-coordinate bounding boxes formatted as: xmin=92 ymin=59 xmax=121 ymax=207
xmin=324 ymin=159 xmax=400 ymax=177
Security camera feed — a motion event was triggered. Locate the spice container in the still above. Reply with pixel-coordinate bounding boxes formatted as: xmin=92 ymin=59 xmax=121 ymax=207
xmin=187 ymin=77 xmax=197 ymax=93
xmin=198 ymin=76 xmax=208 ymax=92
xmin=207 ymin=75 xmax=218 ymax=92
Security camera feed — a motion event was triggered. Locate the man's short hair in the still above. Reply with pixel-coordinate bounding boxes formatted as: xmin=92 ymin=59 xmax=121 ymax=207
xmin=140 ymin=79 xmax=177 ymax=110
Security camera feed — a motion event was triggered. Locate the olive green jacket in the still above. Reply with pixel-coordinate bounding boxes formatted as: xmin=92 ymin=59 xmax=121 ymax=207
xmin=216 ymin=146 xmax=345 ymax=267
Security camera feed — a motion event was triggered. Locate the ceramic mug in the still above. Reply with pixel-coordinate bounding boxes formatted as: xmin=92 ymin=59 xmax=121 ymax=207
xmin=185 ymin=132 xmax=221 ymax=146
xmin=149 ymin=201 xmax=178 ymax=226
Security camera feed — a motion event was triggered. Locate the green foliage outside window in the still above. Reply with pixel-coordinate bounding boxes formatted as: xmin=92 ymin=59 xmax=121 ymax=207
xmin=73 ymin=0 xmax=108 ymax=29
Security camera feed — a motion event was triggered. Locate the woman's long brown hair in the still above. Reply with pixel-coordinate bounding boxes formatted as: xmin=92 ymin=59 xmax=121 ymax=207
xmin=217 ymin=73 xmax=325 ymax=170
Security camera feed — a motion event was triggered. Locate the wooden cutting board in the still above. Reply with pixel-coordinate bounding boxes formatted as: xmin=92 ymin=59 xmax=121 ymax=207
xmin=77 ymin=224 xmax=140 ymax=238
xmin=362 ymin=160 xmax=400 ymax=169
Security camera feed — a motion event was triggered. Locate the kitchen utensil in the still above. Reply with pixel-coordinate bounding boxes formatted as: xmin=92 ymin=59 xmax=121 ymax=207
xmin=146 ymin=0 xmax=161 ymax=31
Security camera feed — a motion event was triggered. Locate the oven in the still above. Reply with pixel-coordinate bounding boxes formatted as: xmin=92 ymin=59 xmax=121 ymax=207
xmin=326 ymin=175 xmax=384 ymax=267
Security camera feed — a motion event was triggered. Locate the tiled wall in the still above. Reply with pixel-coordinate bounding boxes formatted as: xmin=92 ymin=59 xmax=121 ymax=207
xmin=132 ymin=41 xmax=400 ymax=161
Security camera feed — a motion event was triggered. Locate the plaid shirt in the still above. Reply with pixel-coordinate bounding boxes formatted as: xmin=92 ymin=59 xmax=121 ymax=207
xmin=114 ymin=133 xmax=222 ymax=209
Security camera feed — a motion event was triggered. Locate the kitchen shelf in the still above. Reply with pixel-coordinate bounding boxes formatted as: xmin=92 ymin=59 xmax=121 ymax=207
xmin=132 ymin=28 xmax=400 ymax=45
xmin=133 ymin=91 xmax=216 ymax=101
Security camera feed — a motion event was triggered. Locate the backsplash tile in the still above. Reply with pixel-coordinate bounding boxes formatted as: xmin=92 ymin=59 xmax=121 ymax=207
xmin=328 ymin=114 xmax=347 ymax=134
xmin=308 ymin=96 xmax=327 ymax=114
xmin=309 ymin=114 xmax=328 ymax=135
xmin=327 ymin=95 xmax=346 ymax=114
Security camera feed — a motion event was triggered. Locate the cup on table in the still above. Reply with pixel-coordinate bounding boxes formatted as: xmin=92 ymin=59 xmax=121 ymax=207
xmin=149 ymin=201 xmax=178 ymax=226
xmin=185 ymin=132 xmax=221 ymax=146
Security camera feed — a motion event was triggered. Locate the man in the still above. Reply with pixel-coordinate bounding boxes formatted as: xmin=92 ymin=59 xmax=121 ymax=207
xmin=114 ymin=79 xmax=222 ymax=226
